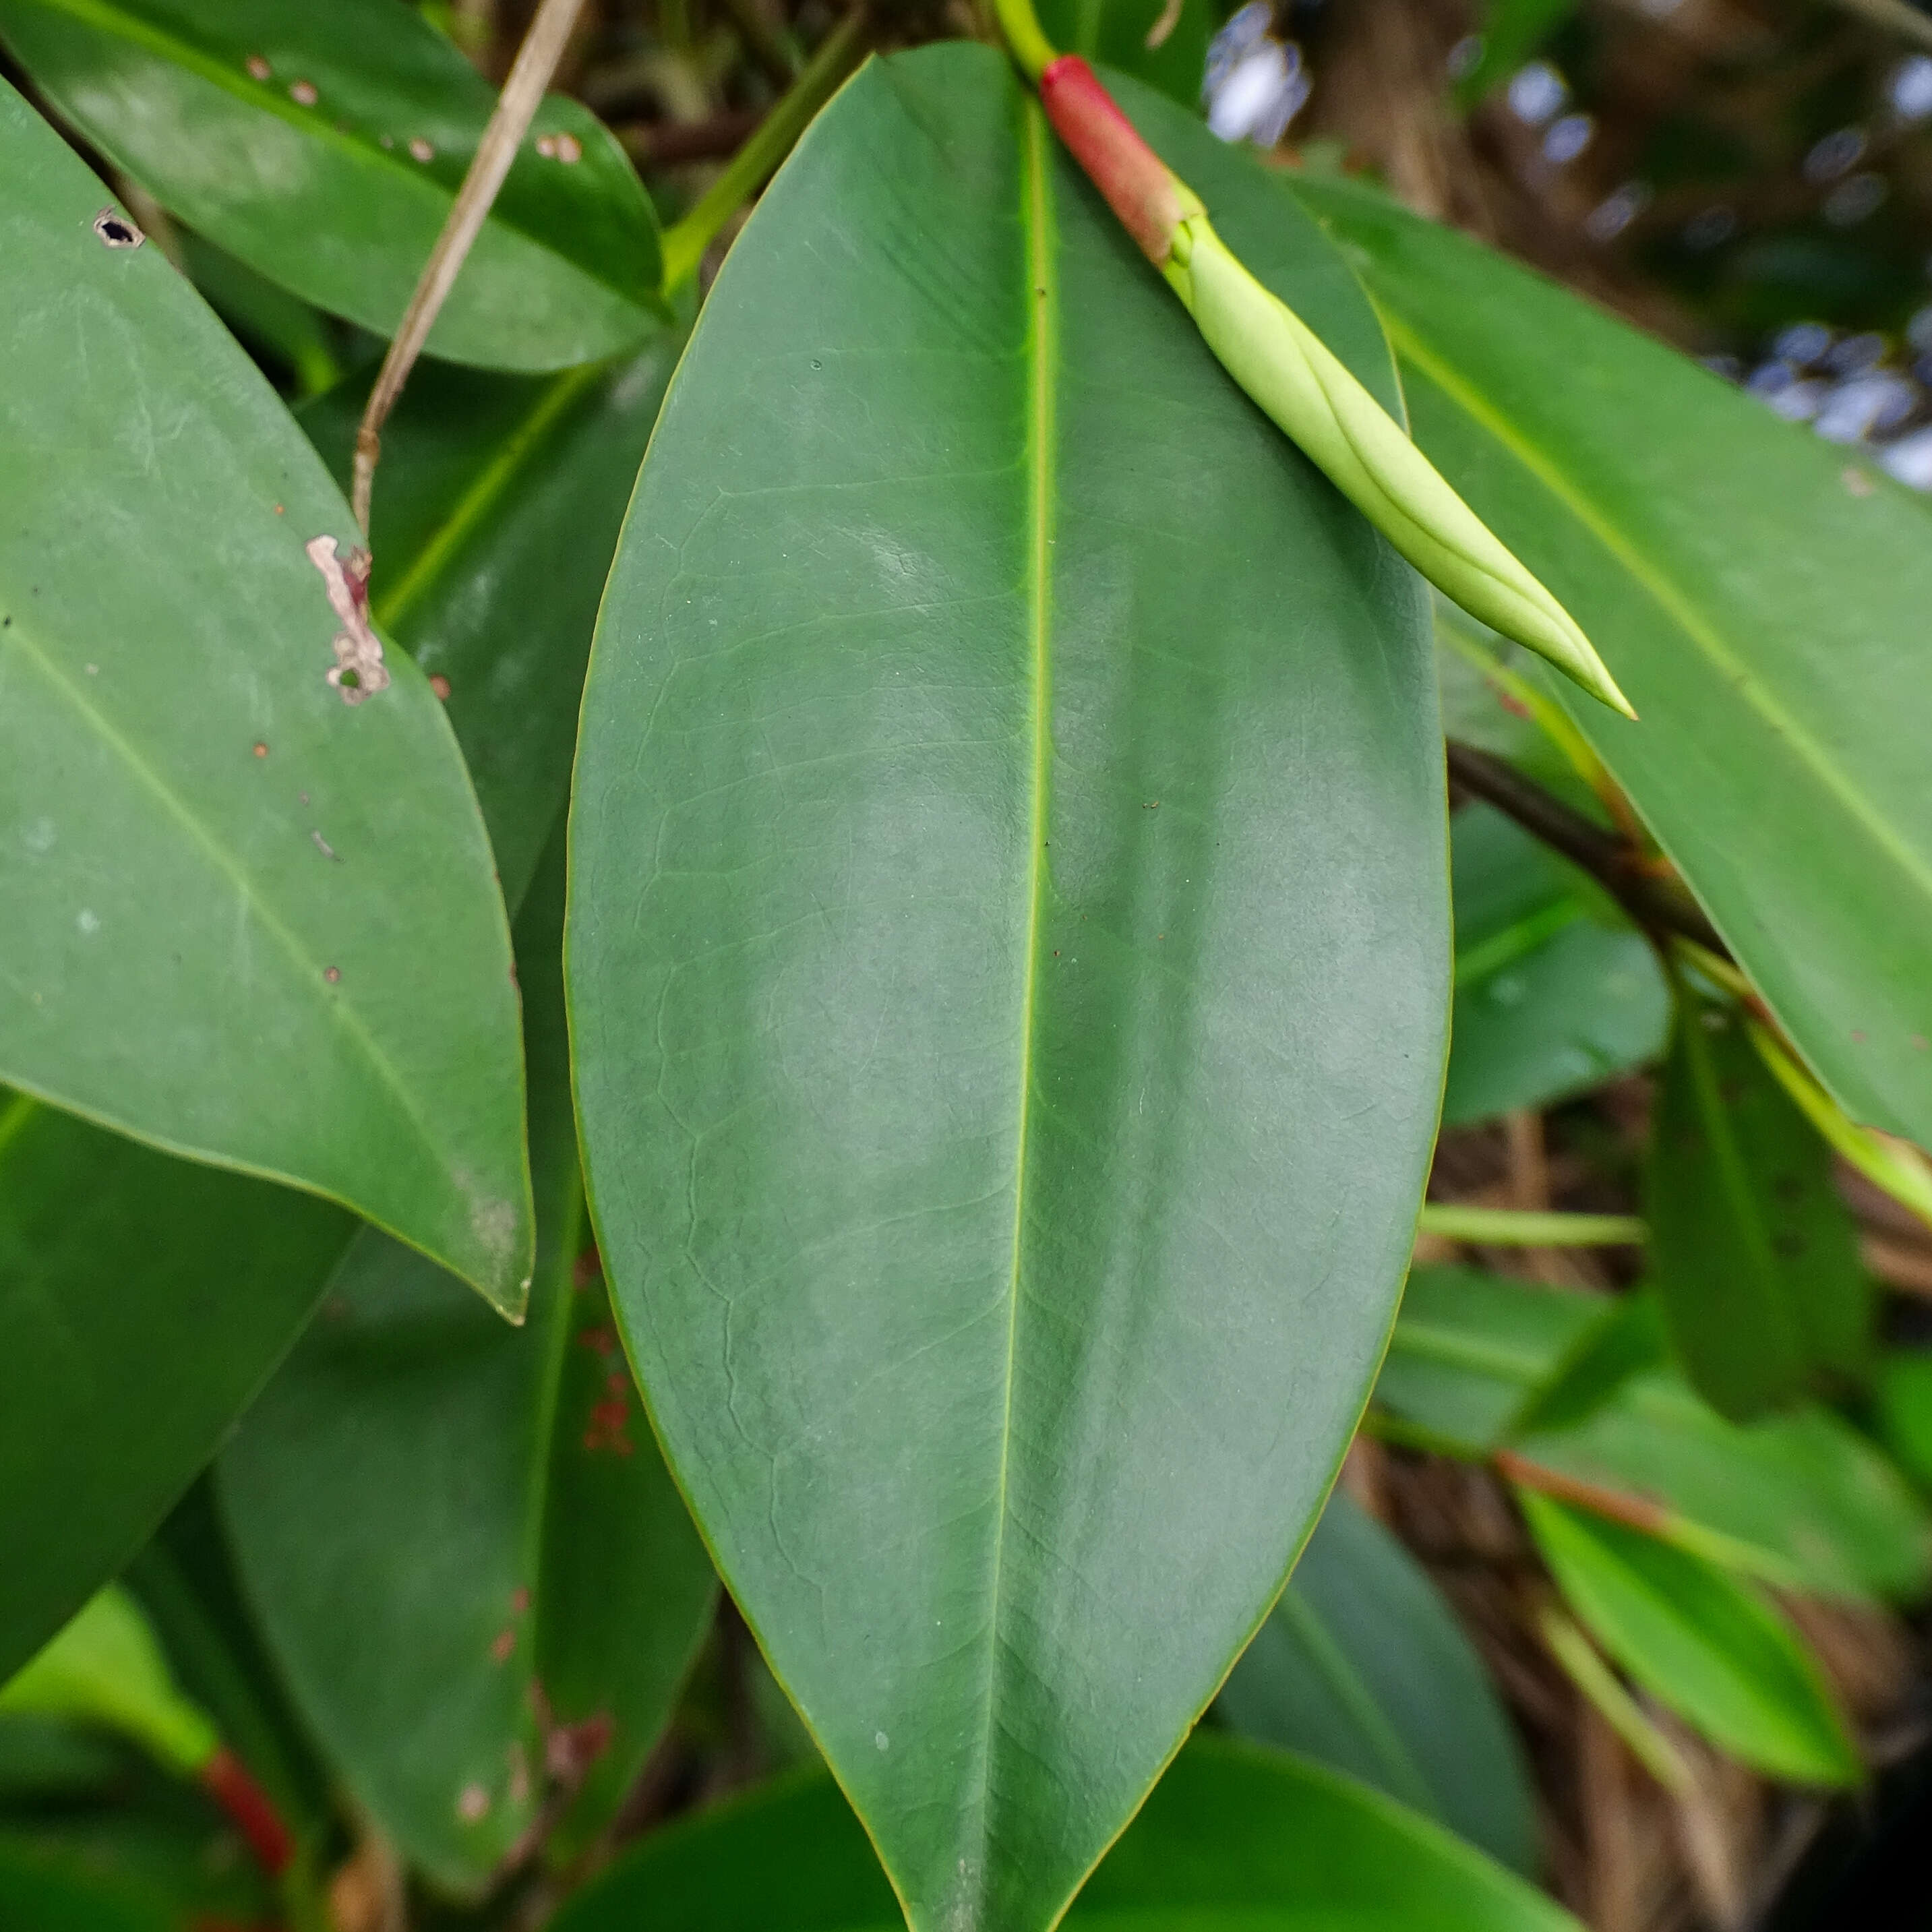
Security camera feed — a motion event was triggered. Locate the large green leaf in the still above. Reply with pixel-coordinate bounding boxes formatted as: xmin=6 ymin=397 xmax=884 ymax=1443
xmin=221 ymin=843 xmax=715 ymax=1894
xmin=0 ymin=303 xmax=665 ymax=1690
xmin=0 ymin=0 xmax=662 ymax=369
xmin=1444 ymin=804 xmax=1666 ymax=1126
xmin=1218 ymin=1492 xmax=1537 ymax=1873
xmin=298 ymin=344 xmax=680 ymax=907
xmin=1290 ymin=174 xmax=1932 ymax=1153
xmin=552 ymin=1738 xmax=1577 ymax=1932
xmin=1648 ymin=989 xmax=1871 ymax=1418
xmin=568 ymin=47 xmax=1446 ymax=1932
xmin=0 ymin=1092 xmax=349 ymax=1682
xmin=1381 ymin=1269 xmax=1931 ymax=1599
xmin=1519 ymin=1492 xmax=1860 ymax=1786
xmin=0 ymin=79 xmax=530 ymax=1305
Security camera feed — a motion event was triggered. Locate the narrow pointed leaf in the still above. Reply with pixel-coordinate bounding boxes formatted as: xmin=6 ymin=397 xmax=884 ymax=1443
xmin=1519 ymin=1491 xmax=1861 ymax=1786
xmin=0 ymin=80 xmax=530 ymax=1306
xmin=552 ymin=1739 xmax=1579 ymax=1932
xmin=569 ymin=47 xmax=1446 ymax=1932
xmin=1445 ymin=803 xmax=1666 ymax=1126
xmin=0 ymin=0 xmax=662 ymax=370
xmin=221 ymin=845 xmax=714 ymax=1894
xmin=1290 ymin=173 xmax=1932 ymax=1151
xmin=1648 ymin=990 xmax=1872 ymax=1418
xmin=1218 ymin=1491 xmax=1538 ymax=1872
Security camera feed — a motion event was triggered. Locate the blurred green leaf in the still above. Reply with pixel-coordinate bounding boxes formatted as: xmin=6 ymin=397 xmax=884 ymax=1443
xmin=177 ymin=231 xmax=345 ymax=397
xmin=1381 ymin=1268 xmax=1931 ymax=1599
xmin=1648 ymin=988 xmax=1872 ymax=1418
xmin=1519 ymin=1491 xmax=1860 ymax=1786
xmin=221 ymin=842 xmax=715 ymax=1894
xmin=551 ymin=1737 xmax=1579 ymax=1931
xmin=1873 ymin=1351 xmax=1932 ymax=1492
xmin=0 ymin=1838 xmax=179 ymax=1932
xmin=1218 ymin=1491 xmax=1538 ymax=1873
xmin=1 ymin=1589 xmax=215 ymax=1779
xmin=1445 ymin=803 xmax=1668 ymax=1126
xmin=1290 ymin=174 xmax=1932 ymax=1160
xmin=0 ymin=77 xmax=532 ymax=1310
xmin=0 ymin=0 xmax=663 ymax=369
xmin=1036 ymin=0 xmax=1211 ymax=105
xmin=568 ymin=50 xmax=1447 ymax=1931
xmin=1509 ymin=1291 xmax=1666 ymax=1438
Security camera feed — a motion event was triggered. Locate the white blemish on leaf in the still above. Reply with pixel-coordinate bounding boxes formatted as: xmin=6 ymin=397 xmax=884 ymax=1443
xmin=306 ymin=536 xmax=391 ymax=705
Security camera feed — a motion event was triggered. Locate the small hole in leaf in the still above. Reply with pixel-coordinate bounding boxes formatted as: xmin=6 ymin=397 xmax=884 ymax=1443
xmin=92 ymin=209 xmax=143 ymax=249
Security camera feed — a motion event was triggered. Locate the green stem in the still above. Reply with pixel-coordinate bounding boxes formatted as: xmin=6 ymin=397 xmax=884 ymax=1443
xmin=658 ymin=8 xmax=869 ymax=293
xmin=1418 ymin=1204 xmax=1647 ymax=1247
xmin=990 ymin=0 xmax=1058 ymax=80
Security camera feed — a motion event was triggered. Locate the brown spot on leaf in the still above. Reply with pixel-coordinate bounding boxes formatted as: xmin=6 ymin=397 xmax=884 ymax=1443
xmin=429 ymin=673 xmax=452 ymax=700
xmin=510 ymin=1585 xmax=531 ymax=1614
xmin=92 ymin=208 xmax=143 ymax=249
xmin=253 ymin=742 xmax=268 ymax=758
xmin=456 ymin=1784 xmax=490 ymax=1822
xmin=307 ymin=536 xmax=390 ymax=704
xmin=311 ymin=829 xmax=340 ymax=861
xmin=245 ymin=53 xmax=270 ymax=80
xmin=490 ymin=1627 xmax=516 ymax=1663
xmin=1843 ymin=466 xmax=1875 ymax=497
xmin=571 ymin=1244 xmax=601 ymax=1288
xmin=324 ymin=965 xmax=340 ymax=984
xmin=409 ymin=137 xmax=435 ymax=162
xmin=577 ymin=1325 xmax=618 ymax=1356
xmin=289 ymin=79 xmax=318 ymax=105
xmin=554 ymin=132 xmax=582 ymax=163
xmin=536 ymin=133 xmax=558 ymax=158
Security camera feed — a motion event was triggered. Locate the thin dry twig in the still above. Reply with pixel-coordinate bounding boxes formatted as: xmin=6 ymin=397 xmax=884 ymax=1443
xmin=351 ymin=0 xmax=588 ymax=531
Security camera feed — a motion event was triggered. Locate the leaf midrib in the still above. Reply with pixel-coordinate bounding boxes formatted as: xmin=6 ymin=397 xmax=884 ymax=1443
xmin=0 ymin=615 xmax=462 ymax=1221
xmin=1379 ymin=309 xmax=1932 ymax=918
xmin=974 ymin=94 xmax=1057 ymax=1884
xmin=20 ymin=0 xmax=651 ymax=311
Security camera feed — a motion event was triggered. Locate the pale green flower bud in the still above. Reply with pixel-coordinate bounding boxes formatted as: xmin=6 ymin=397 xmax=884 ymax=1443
xmin=1167 ymin=214 xmax=1635 ymax=719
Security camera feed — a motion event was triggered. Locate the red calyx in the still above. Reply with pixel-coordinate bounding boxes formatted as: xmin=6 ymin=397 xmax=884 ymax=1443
xmin=1038 ymin=55 xmax=1184 ymax=264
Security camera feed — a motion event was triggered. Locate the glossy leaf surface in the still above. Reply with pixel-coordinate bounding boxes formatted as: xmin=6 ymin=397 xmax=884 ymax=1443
xmin=0 ymin=0 xmax=662 ymax=369
xmin=1381 ymin=1269 xmax=1930 ymax=1599
xmin=1648 ymin=990 xmax=1870 ymax=1418
xmin=0 ymin=80 xmax=531 ymax=1306
xmin=1519 ymin=1492 xmax=1859 ymax=1786
xmin=1292 ymin=175 xmax=1932 ymax=1152
xmin=1444 ymin=804 xmax=1666 ymax=1126
xmin=222 ymin=847 xmax=714 ymax=1893
xmin=299 ymin=344 xmax=680 ymax=906
xmin=570 ymin=48 xmax=1446 ymax=1932
xmin=1218 ymin=1492 xmax=1536 ymax=1873
xmin=0 ymin=1090 xmax=349 ymax=1683
xmin=552 ymin=1739 xmax=1578 ymax=1932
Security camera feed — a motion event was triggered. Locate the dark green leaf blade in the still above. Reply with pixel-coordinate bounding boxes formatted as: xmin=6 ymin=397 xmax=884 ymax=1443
xmin=1519 ymin=1492 xmax=1861 ymax=1786
xmin=220 ymin=843 xmax=714 ymax=1894
xmin=0 ymin=79 xmax=531 ymax=1306
xmin=0 ymin=0 xmax=662 ymax=370
xmin=1445 ymin=804 xmax=1666 ymax=1127
xmin=1648 ymin=991 xmax=1872 ymax=1418
xmin=1218 ymin=1491 xmax=1538 ymax=1873
xmin=551 ymin=1739 xmax=1579 ymax=1932
xmin=568 ymin=48 xmax=1447 ymax=1932
xmin=1290 ymin=173 xmax=1932 ymax=1153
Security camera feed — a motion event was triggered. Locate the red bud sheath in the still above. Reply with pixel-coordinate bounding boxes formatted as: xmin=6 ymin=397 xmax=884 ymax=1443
xmin=1039 ymin=56 xmax=1188 ymax=262
xmin=200 ymin=1746 xmax=295 ymax=1875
